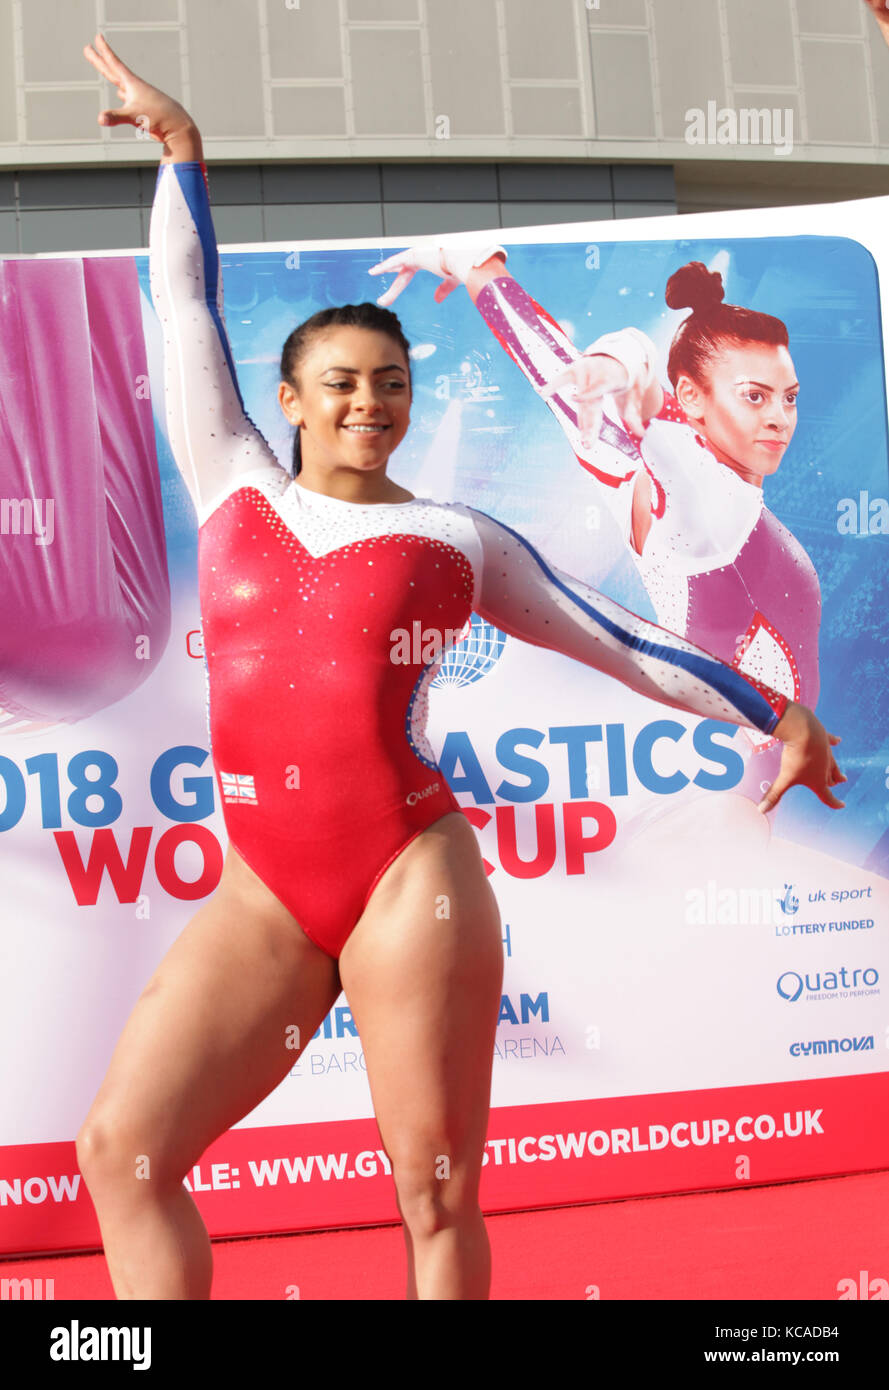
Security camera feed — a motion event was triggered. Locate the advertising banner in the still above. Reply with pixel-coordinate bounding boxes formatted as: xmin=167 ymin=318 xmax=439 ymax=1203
xmin=1 ymin=194 xmax=887 ymax=1255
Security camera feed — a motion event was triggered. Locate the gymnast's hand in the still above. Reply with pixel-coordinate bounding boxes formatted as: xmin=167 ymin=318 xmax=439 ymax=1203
xmin=538 ymin=352 xmax=650 ymax=444
xmin=83 ymin=32 xmax=200 ymax=159
xmin=540 ymin=353 xmax=645 ymax=445
xmin=863 ymin=0 xmax=889 ymax=49
xmin=759 ymin=703 xmax=846 ymax=814
xmin=369 ymin=243 xmax=506 ymax=306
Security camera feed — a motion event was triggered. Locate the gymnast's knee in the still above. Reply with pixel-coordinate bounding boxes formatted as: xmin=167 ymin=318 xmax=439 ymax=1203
xmin=390 ymin=1153 xmax=481 ymax=1239
xmin=76 ymin=1108 xmax=188 ymax=1200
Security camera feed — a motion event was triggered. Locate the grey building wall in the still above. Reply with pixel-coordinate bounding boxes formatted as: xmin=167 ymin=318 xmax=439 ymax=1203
xmin=2 ymin=0 xmax=887 ymax=166
xmin=0 ymin=0 xmax=886 ymax=251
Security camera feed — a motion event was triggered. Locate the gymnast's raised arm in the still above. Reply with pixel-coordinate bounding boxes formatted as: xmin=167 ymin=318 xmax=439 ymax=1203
xmin=84 ymin=33 xmax=286 ymax=524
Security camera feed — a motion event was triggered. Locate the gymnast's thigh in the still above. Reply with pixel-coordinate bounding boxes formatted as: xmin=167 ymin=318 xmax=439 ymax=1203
xmin=77 ymin=845 xmax=342 ymax=1181
xmin=337 ymin=812 xmax=504 ymax=1180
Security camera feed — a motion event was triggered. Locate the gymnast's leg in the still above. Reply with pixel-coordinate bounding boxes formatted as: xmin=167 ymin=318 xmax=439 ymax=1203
xmin=75 ymin=847 xmax=341 ymax=1299
xmin=338 ymin=811 xmax=504 ymax=1300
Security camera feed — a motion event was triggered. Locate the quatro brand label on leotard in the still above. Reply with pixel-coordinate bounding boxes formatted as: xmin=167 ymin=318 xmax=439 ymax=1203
xmin=406 ymin=782 xmax=439 ymax=807
xmin=220 ymin=772 xmax=258 ymax=805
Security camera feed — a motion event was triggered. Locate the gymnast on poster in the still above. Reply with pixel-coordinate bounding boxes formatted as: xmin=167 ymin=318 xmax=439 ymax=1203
xmin=370 ymin=244 xmax=819 ymax=838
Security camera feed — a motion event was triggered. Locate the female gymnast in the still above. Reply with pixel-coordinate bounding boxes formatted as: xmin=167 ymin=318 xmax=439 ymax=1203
xmin=76 ymin=34 xmax=844 ymax=1301
xmin=370 ymin=249 xmax=818 ymax=814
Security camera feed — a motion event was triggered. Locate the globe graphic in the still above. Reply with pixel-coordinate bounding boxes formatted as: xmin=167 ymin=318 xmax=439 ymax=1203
xmin=431 ymin=613 xmax=506 ymax=688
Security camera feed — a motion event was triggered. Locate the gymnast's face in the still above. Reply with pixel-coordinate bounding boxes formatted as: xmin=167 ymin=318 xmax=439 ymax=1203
xmin=278 ymin=325 xmax=412 ymax=475
xmin=675 ymin=341 xmax=798 ymax=487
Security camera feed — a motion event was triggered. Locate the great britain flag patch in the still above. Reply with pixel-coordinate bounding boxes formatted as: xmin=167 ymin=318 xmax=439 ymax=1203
xmin=220 ymin=772 xmax=257 ymax=805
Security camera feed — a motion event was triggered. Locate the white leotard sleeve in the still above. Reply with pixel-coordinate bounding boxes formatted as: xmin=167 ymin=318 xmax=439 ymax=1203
xmin=467 ymin=506 xmax=788 ymax=735
xmin=149 ymin=160 xmax=287 ymax=523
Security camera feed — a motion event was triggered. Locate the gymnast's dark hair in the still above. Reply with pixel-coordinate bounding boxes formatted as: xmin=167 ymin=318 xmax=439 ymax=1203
xmin=665 ymin=261 xmax=789 ymax=391
xmin=279 ymin=302 xmax=412 ymax=476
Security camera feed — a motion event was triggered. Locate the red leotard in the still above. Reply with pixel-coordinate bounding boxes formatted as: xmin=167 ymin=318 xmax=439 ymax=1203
xmin=200 ymin=479 xmax=478 ymax=954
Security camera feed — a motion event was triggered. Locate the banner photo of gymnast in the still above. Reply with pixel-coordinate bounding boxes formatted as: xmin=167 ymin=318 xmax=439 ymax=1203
xmin=1 ymin=181 xmax=887 ymax=1255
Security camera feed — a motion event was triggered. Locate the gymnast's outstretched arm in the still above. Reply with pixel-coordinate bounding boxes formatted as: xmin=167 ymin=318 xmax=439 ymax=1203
xmin=467 ymin=264 xmax=663 ymax=454
xmin=369 ymin=245 xmax=662 ymax=541
xmin=467 ymin=505 xmax=844 ymax=811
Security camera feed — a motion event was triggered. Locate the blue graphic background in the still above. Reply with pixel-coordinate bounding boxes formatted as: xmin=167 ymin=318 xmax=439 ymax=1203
xmin=137 ymin=229 xmax=889 ymax=874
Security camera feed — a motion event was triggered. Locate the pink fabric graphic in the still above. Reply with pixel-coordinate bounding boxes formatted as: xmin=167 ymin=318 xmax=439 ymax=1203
xmin=0 ymin=256 xmax=170 ymax=725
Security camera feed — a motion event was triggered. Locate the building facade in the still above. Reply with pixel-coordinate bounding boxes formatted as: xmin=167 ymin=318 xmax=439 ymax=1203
xmin=0 ymin=0 xmax=887 ymax=253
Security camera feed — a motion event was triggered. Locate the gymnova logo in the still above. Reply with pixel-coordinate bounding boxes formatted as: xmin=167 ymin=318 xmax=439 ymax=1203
xmin=777 ymin=966 xmax=879 ymax=1003
xmin=431 ymin=612 xmax=506 ymax=688
xmin=790 ymin=1036 xmax=874 ymax=1057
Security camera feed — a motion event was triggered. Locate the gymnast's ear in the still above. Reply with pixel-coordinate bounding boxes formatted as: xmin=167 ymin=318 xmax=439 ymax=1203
xmin=278 ymin=378 xmax=303 ymax=427
xmin=674 ymin=373 xmax=706 ymax=422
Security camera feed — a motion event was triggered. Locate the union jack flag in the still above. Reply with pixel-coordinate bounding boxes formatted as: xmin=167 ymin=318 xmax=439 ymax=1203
xmin=220 ymin=772 xmax=257 ymax=805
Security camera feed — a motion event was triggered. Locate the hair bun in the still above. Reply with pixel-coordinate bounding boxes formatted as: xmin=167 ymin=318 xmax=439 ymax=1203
xmin=665 ymin=261 xmax=725 ymax=314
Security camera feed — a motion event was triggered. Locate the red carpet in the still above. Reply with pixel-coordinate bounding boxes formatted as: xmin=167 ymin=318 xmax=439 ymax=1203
xmin=2 ymin=1170 xmax=886 ymax=1300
